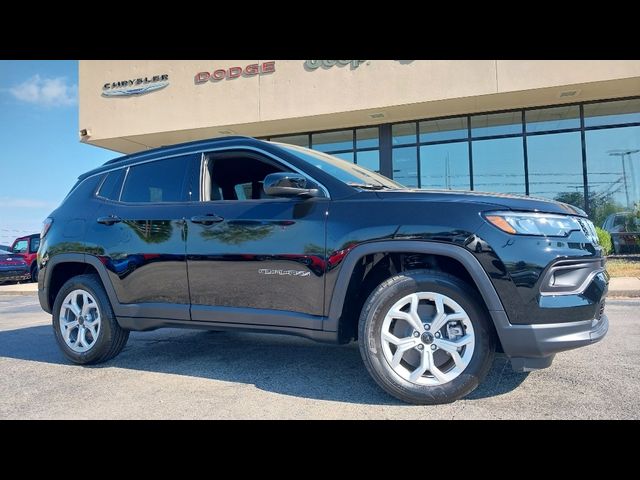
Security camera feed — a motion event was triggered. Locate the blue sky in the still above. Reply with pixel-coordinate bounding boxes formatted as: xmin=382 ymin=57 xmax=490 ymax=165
xmin=0 ymin=60 xmax=116 ymax=246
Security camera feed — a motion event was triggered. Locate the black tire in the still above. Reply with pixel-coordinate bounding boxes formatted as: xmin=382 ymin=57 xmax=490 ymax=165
xmin=52 ymin=274 xmax=129 ymax=365
xmin=30 ymin=263 xmax=38 ymax=283
xmin=358 ymin=269 xmax=495 ymax=405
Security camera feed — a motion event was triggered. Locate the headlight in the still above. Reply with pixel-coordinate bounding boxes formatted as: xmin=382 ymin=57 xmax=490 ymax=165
xmin=484 ymin=212 xmax=582 ymax=237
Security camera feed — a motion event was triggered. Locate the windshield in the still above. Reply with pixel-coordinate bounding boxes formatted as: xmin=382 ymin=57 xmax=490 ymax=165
xmin=276 ymin=143 xmax=404 ymax=189
xmin=12 ymin=240 xmax=28 ymax=254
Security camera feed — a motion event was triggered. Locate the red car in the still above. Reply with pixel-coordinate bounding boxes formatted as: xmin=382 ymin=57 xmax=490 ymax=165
xmin=10 ymin=233 xmax=40 ymax=282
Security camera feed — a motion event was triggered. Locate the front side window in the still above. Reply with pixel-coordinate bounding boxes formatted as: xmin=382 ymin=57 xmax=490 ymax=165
xmin=120 ymin=156 xmax=191 ymax=203
xmin=203 ymin=151 xmax=291 ymax=201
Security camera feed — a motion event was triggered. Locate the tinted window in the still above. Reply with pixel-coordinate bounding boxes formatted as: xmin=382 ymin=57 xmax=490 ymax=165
xmin=584 ymin=99 xmax=640 ymax=127
xmin=420 ymin=142 xmax=470 ymax=190
xmin=29 ymin=237 xmax=40 ymax=253
xmin=420 ymin=117 xmax=468 ymax=143
xmin=472 ymin=137 xmax=525 ymax=194
xmin=471 ymin=111 xmax=522 ymax=137
xmin=526 ymin=105 xmax=580 ymax=132
xmin=312 ymin=130 xmax=353 ymax=152
xmin=121 ymin=157 xmax=189 ymax=203
xmin=97 ymin=169 xmax=126 ymax=201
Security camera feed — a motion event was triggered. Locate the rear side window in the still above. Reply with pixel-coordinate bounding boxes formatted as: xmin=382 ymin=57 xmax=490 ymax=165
xmin=97 ymin=169 xmax=126 ymax=201
xmin=120 ymin=157 xmax=190 ymax=203
xmin=29 ymin=237 xmax=40 ymax=253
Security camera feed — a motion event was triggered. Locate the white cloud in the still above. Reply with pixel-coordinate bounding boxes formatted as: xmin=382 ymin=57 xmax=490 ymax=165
xmin=9 ymin=75 xmax=77 ymax=107
xmin=0 ymin=197 xmax=55 ymax=209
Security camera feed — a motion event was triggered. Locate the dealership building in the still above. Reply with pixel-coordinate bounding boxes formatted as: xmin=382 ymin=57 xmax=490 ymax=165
xmin=79 ymin=60 xmax=640 ymax=225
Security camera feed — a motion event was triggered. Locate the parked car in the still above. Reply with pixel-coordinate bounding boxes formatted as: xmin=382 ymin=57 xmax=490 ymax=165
xmin=601 ymin=212 xmax=640 ymax=254
xmin=10 ymin=233 xmax=40 ymax=282
xmin=0 ymin=245 xmax=10 ymax=251
xmin=37 ymin=136 xmax=608 ymax=404
xmin=0 ymin=248 xmax=30 ymax=284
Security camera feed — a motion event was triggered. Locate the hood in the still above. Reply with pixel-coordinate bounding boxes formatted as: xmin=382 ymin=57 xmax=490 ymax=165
xmin=375 ymin=189 xmax=586 ymax=216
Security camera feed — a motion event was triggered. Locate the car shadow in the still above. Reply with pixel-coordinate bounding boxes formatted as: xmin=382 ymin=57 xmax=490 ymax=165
xmin=0 ymin=325 xmax=528 ymax=405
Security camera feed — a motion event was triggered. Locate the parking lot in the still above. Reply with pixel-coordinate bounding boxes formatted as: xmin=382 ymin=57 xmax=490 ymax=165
xmin=0 ymin=294 xmax=638 ymax=419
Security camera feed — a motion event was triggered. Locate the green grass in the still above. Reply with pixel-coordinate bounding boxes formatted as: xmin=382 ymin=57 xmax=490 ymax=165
xmin=606 ymin=259 xmax=640 ymax=278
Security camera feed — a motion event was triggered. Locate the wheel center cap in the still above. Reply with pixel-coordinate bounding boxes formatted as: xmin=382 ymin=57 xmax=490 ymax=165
xmin=78 ymin=316 xmax=85 ymax=326
xmin=421 ymin=332 xmax=434 ymax=344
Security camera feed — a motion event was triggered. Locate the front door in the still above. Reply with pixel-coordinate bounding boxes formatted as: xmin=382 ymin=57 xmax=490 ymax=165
xmin=186 ymin=149 xmax=328 ymax=329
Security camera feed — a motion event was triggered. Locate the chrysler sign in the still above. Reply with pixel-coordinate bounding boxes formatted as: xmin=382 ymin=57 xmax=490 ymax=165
xmin=102 ymin=74 xmax=169 ymax=97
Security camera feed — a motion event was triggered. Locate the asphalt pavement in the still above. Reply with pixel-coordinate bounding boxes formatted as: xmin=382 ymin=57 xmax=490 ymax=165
xmin=0 ymin=294 xmax=638 ymax=419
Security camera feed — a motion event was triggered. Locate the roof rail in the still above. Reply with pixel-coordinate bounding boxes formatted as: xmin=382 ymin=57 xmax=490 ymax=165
xmin=103 ymin=136 xmax=256 ymax=165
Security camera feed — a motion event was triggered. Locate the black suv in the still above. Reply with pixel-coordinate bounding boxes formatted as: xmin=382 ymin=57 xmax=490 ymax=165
xmin=38 ymin=136 xmax=608 ymax=404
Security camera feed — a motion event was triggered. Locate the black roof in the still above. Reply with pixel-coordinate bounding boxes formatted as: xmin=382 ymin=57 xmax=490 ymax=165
xmin=79 ymin=136 xmax=263 ymax=180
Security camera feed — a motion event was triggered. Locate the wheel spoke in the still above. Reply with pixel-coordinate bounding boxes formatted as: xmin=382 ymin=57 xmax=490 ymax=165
xmin=390 ymin=339 xmax=418 ymax=367
xmin=436 ymin=335 xmax=473 ymax=353
xmin=62 ymin=321 xmax=78 ymax=343
xmin=409 ymin=348 xmax=431 ymax=382
xmin=62 ymin=300 xmax=81 ymax=318
xmin=81 ymin=293 xmax=92 ymax=317
xmin=76 ymin=326 xmax=87 ymax=348
xmin=382 ymin=331 xmax=405 ymax=345
xmin=449 ymin=350 xmax=465 ymax=369
xmin=407 ymin=294 xmax=425 ymax=332
xmin=430 ymin=362 xmax=448 ymax=383
xmin=86 ymin=323 xmax=98 ymax=342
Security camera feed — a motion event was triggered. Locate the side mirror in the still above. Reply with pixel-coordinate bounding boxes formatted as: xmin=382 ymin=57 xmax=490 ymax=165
xmin=263 ymin=172 xmax=319 ymax=198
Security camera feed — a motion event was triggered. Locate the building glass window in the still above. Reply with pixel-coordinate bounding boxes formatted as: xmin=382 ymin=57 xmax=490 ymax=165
xmin=419 ymin=117 xmax=468 ymax=143
xmin=356 ymin=128 xmax=379 ymax=148
xmin=392 ymin=147 xmax=418 ymax=187
xmin=471 ymin=111 xmax=522 ymax=137
xmin=586 ymin=125 xmax=640 ymax=227
xmin=356 ymin=150 xmax=380 ymax=173
xmin=526 ymin=105 xmax=580 ymax=133
xmin=312 ymin=130 xmax=353 ymax=152
xmin=420 ymin=142 xmax=470 ymax=190
xmin=392 ymin=122 xmax=417 ymax=146
xmin=584 ymin=98 xmax=640 ymax=128
xmin=271 ymin=134 xmax=309 ymax=147
xmin=527 ymin=132 xmax=584 ymax=206
xmin=472 ymin=137 xmax=525 ymax=194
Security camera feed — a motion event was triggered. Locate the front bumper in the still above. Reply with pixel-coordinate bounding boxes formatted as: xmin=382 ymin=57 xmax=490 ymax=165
xmin=491 ymin=267 xmax=609 ymax=372
xmin=0 ymin=270 xmax=30 ymax=283
xmin=494 ymin=311 xmax=609 ymax=371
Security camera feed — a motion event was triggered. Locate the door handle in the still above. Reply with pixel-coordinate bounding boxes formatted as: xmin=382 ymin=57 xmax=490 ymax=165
xmin=97 ymin=215 xmax=122 ymax=226
xmin=190 ymin=214 xmax=224 ymax=225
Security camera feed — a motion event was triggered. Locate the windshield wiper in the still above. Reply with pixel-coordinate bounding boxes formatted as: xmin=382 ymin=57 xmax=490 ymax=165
xmin=347 ymin=182 xmax=389 ymax=190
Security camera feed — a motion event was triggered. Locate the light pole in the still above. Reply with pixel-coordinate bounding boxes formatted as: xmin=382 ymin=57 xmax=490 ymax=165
xmin=608 ymin=149 xmax=640 ymax=208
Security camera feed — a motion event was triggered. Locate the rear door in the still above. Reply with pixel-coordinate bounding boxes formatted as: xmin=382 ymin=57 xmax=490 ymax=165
xmin=91 ymin=155 xmax=199 ymax=319
xmin=185 ymin=149 xmax=328 ymax=329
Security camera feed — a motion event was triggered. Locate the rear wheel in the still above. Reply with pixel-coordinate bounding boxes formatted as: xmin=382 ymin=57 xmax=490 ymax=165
xmin=359 ymin=269 xmax=495 ymax=404
xmin=52 ymin=274 xmax=129 ymax=365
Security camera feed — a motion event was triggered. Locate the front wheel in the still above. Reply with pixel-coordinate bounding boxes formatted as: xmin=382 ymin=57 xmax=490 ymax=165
xmin=358 ymin=270 xmax=495 ymax=404
xmin=30 ymin=263 xmax=38 ymax=282
xmin=52 ymin=274 xmax=129 ymax=365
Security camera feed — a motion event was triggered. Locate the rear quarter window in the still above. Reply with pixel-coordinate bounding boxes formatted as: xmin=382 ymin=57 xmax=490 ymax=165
xmin=97 ymin=169 xmax=126 ymax=201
